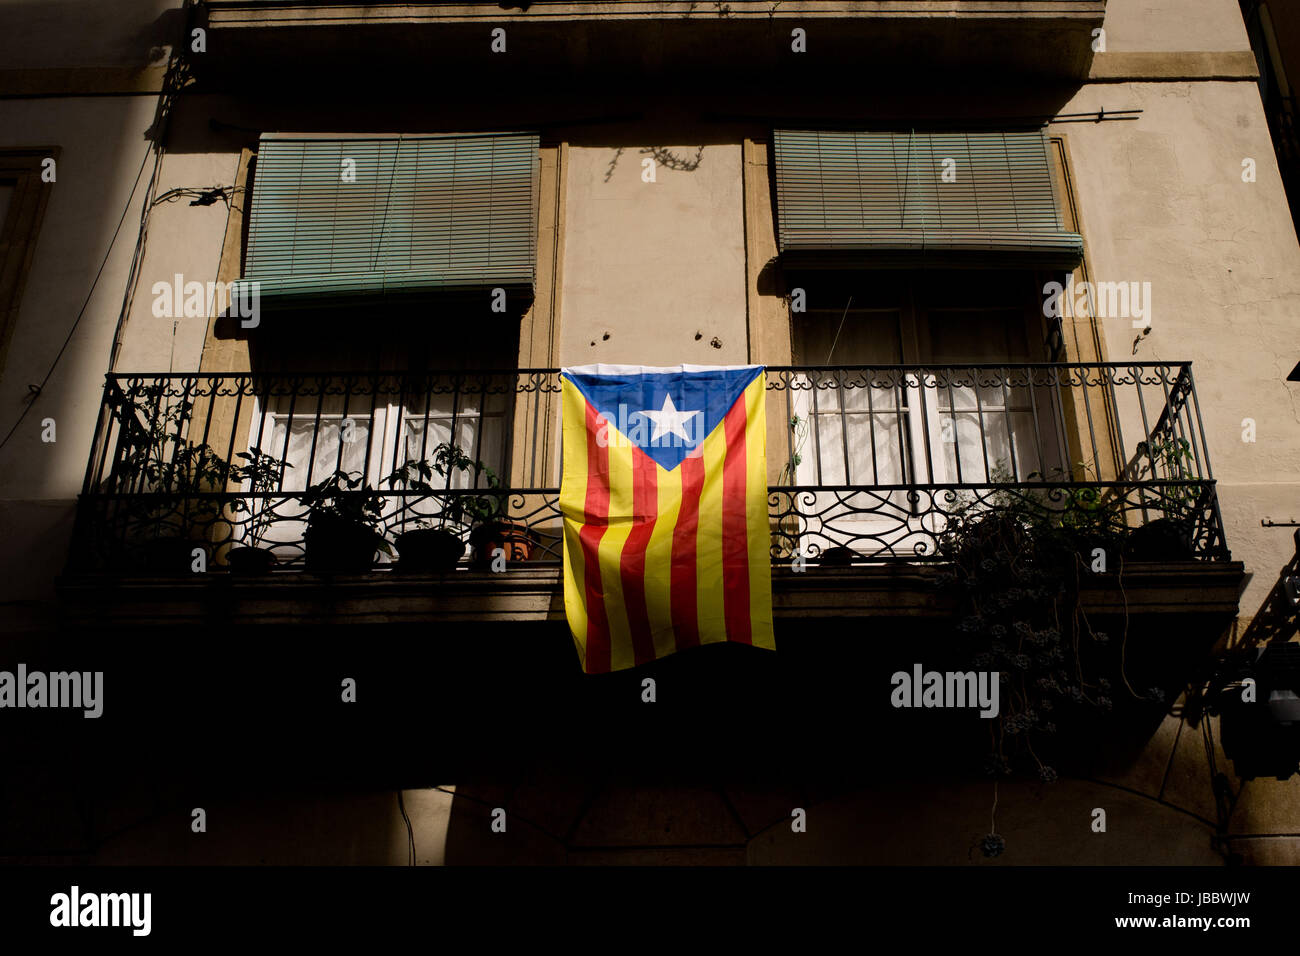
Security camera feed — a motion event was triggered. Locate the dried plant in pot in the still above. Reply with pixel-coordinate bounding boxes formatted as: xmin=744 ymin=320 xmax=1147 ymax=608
xmin=226 ymin=447 xmax=291 ymax=575
xmin=299 ymin=470 xmax=392 ymax=575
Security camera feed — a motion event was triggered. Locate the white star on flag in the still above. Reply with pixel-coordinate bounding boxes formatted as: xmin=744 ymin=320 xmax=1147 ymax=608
xmin=640 ymin=393 xmax=699 ymax=444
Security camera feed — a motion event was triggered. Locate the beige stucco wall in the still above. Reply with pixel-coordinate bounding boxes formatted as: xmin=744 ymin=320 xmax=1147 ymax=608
xmin=1103 ymin=0 xmax=1252 ymax=53
xmin=110 ymin=144 xmax=240 ymax=374
xmin=559 ymin=141 xmax=749 ymax=367
xmin=0 ymin=2 xmax=179 ymax=615
xmin=0 ymin=96 xmax=165 ymax=610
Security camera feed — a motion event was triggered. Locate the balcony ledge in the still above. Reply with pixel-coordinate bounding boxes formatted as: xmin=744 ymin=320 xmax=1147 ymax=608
xmin=206 ymin=3 xmax=1108 ymax=29
xmin=55 ymin=559 xmax=1244 ymax=631
xmin=197 ymin=1 xmax=1106 ymax=85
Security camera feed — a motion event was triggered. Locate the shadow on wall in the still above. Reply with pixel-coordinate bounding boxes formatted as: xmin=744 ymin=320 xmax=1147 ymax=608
xmin=603 ymin=145 xmax=705 ymax=182
xmin=0 ymin=1 xmax=185 ymax=73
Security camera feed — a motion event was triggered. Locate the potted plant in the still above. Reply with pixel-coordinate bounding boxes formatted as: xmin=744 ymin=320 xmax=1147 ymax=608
xmin=382 ymin=455 xmax=467 ymax=574
xmin=467 ymin=492 xmax=530 ymax=569
xmin=106 ymin=388 xmax=228 ymax=572
xmin=442 ymin=449 xmax=532 ymax=569
xmin=299 ymin=470 xmax=392 ymax=575
xmin=132 ymin=442 xmax=232 ymax=572
xmin=226 ymin=447 xmax=292 ymax=575
xmin=1028 ymin=464 xmax=1126 ymax=564
xmin=1124 ymin=436 xmax=1203 ymax=561
xmin=386 ymin=442 xmax=527 ymax=571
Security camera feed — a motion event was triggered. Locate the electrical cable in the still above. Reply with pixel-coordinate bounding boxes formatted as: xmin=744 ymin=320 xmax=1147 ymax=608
xmin=397 ymin=789 xmax=416 ymax=865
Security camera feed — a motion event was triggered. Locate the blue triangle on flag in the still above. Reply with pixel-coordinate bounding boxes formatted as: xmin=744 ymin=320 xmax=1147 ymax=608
xmin=562 ymin=365 xmax=763 ymax=472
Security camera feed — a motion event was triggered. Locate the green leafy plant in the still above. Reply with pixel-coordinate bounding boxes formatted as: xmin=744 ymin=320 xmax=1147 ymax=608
xmin=1023 ymin=462 xmax=1127 ymax=547
xmin=229 ymin=447 xmax=292 ymax=548
xmin=1138 ymin=435 xmax=1204 ymax=521
xmin=383 ymin=442 xmax=504 ymax=531
xmin=939 ymin=510 xmax=1104 ymax=836
xmin=300 ymin=469 xmax=393 ymax=557
xmin=776 ymin=414 xmax=810 ymax=486
xmin=937 ymin=479 xmax=1164 ymax=857
xmin=110 ymin=388 xmax=232 ymax=535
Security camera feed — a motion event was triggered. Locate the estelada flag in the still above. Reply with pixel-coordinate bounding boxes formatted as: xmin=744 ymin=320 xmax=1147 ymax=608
xmin=560 ymin=364 xmax=775 ymax=673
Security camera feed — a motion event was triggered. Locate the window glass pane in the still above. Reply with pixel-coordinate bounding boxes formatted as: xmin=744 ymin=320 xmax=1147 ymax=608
xmin=927 ymin=309 xmax=1046 ymax=481
xmin=792 ymin=312 xmax=907 ymax=487
xmin=271 ymin=416 xmax=371 ymax=491
xmin=793 ymin=310 xmax=903 ymax=366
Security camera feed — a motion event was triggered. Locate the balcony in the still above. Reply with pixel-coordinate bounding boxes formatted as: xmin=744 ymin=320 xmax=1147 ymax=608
xmin=56 ymin=362 xmax=1245 ymax=632
xmin=194 ymin=1 xmax=1107 ymax=90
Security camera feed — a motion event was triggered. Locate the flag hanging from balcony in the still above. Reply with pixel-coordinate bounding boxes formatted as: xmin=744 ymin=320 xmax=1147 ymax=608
xmin=560 ymin=364 xmax=775 ymax=674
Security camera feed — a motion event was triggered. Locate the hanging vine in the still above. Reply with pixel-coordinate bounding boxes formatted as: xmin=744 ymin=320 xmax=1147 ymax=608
xmin=935 ymin=481 xmax=1159 ymax=856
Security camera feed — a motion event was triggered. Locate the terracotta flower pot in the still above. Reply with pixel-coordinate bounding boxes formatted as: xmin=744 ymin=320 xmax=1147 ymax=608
xmin=469 ymin=519 xmax=534 ymax=569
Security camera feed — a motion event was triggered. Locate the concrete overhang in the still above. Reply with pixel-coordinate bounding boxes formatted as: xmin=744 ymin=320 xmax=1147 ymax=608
xmin=197 ymin=1 xmax=1108 ymax=86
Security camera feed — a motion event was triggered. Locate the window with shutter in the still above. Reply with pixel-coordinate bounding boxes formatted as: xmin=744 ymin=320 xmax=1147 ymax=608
xmin=236 ymin=132 xmax=540 ymax=308
xmin=772 ymin=129 xmax=1083 ymax=270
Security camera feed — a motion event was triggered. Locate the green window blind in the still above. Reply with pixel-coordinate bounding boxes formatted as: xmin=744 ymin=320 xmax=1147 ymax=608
xmin=239 ymin=132 xmax=540 ymax=305
xmin=772 ymin=129 xmax=1083 ymax=269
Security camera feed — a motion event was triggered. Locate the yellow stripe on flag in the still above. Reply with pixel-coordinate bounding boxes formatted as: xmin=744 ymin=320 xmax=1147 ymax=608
xmin=559 ymin=380 xmax=591 ymax=666
xmin=644 ymin=460 xmax=682 ymax=660
xmin=599 ymin=417 xmax=637 ymax=671
xmin=744 ymin=374 xmax=776 ymax=650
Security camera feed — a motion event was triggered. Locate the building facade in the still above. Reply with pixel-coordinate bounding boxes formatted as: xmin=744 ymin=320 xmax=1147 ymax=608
xmin=0 ymin=0 xmax=1298 ymax=865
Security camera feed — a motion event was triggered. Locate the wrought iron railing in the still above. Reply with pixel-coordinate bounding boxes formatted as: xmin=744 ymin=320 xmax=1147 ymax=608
xmin=68 ymin=363 xmax=1229 ymax=572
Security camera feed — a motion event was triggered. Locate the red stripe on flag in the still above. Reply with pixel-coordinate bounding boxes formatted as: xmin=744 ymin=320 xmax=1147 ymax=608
xmin=671 ymin=452 xmax=704 ymax=651
xmin=581 ymin=402 xmax=611 ymax=673
xmin=620 ymin=450 xmax=658 ymax=666
xmin=722 ymin=394 xmax=752 ymax=645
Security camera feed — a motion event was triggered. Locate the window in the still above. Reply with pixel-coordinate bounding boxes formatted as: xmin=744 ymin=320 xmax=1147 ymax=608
xmin=0 ymin=150 xmax=57 ymax=380
xmin=772 ymin=128 xmax=1083 ymax=271
xmin=783 ymin=272 xmax=1070 ymax=557
xmin=237 ymin=132 xmax=542 ymax=308
xmin=219 ymin=130 xmax=543 ymax=559
xmin=240 ymin=372 xmax=513 ymax=558
xmin=767 ymin=126 xmax=1085 ymax=558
